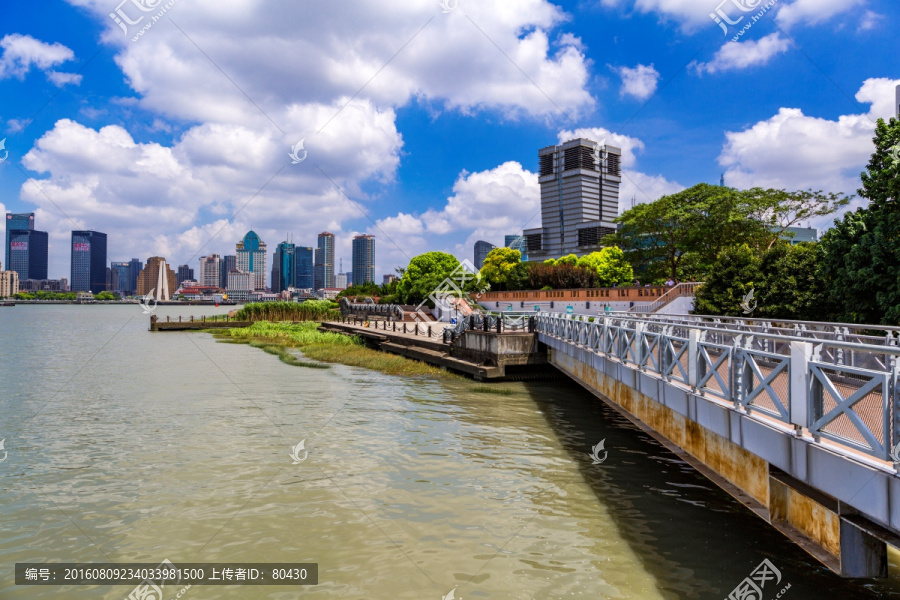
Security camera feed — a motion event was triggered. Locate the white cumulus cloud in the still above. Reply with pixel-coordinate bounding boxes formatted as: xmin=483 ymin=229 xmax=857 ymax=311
xmin=691 ymin=33 xmax=790 ymax=75
xmin=614 ymin=64 xmax=660 ymax=100
xmin=0 ymin=34 xmax=75 ymax=80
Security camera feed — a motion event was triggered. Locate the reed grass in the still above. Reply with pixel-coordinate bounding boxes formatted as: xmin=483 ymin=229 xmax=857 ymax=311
xmin=472 ymin=385 xmax=514 ymax=396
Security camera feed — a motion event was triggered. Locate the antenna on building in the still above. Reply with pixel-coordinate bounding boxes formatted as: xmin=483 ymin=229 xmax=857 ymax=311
xmin=719 ymin=173 xmax=725 ymax=187
xmin=340 ymin=258 xmax=343 ymax=273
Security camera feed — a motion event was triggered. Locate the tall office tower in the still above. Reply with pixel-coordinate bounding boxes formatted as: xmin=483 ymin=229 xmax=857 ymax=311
xmin=219 ymin=255 xmax=236 ymax=289
xmin=294 ymin=246 xmax=313 ymax=289
xmin=351 ymin=234 xmax=375 ymax=286
xmin=7 ymin=229 xmax=48 ymax=280
xmin=5 ymin=212 xmax=34 ymax=269
xmin=198 ymin=254 xmax=222 ymax=287
xmin=136 ymin=257 xmax=177 ymax=301
xmin=473 ymin=240 xmax=496 ymax=270
xmin=504 ymin=234 xmax=528 ymax=261
xmin=523 ymin=138 xmax=622 ymax=261
xmin=271 ymin=241 xmax=296 ymax=293
xmin=176 ymin=265 xmax=194 ymax=286
xmin=314 ymin=232 xmax=335 ymax=291
xmin=128 ymin=258 xmax=142 ymax=294
xmin=335 ymin=273 xmax=348 ymax=289
xmin=236 ymin=231 xmax=267 ymax=291
xmin=110 ymin=262 xmax=131 ymax=294
xmin=71 ymin=231 xmax=108 ymax=293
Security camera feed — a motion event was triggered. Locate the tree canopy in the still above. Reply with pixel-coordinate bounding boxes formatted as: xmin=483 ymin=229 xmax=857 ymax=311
xmin=479 ymin=247 xmax=526 ymax=291
xmin=396 ymin=251 xmax=464 ymax=305
xmin=577 ymin=247 xmax=633 ymax=287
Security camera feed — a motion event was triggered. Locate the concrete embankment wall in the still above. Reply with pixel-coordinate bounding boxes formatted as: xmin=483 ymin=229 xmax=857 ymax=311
xmin=542 ymin=334 xmax=898 ymax=577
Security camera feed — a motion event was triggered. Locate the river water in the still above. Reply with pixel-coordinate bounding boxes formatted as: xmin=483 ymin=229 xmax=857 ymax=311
xmin=1 ymin=305 xmax=899 ymax=599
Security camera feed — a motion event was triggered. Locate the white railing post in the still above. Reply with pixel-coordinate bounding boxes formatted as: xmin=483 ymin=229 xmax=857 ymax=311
xmin=688 ymin=329 xmax=700 ymax=389
xmin=635 ymin=322 xmax=645 ymax=369
xmin=790 ymin=341 xmax=813 ymax=435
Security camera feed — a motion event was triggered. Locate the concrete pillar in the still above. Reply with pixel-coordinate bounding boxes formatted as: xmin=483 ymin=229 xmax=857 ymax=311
xmin=839 ymin=517 xmax=887 ymax=578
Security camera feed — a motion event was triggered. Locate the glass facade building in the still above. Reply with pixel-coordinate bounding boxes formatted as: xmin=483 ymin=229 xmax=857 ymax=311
xmin=294 ymin=246 xmax=313 ymax=289
xmin=272 ymin=242 xmax=295 ymax=293
xmin=110 ymin=262 xmax=132 ymax=294
xmin=5 ymin=212 xmax=34 ymax=271
xmin=314 ymin=232 xmax=334 ymax=291
xmin=219 ymin=255 xmax=236 ymax=289
xmin=473 ymin=240 xmax=496 ymax=270
xmin=236 ymin=231 xmax=267 ymax=291
xmin=71 ymin=231 xmax=108 ymax=293
xmin=351 ymin=235 xmax=375 ymax=286
xmin=7 ymin=229 xmax=48 ymax=280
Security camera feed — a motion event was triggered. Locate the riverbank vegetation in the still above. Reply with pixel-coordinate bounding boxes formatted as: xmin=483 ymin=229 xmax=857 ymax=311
xmin=214 ymin=321 xmax=460 ymax=379
xmin=233 ymin=300 xmax=341 ymax=322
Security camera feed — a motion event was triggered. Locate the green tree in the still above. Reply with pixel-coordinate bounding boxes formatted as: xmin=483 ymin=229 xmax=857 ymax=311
xmin=480 ymin=248 xmax=526 ymax=291
xmin=743 ymin=188 xmax=851 ymax=249
xmin=693 ymin=244 xmax=761 ymax=316
xmin=605 ymin=184 xmax=769 ymax=281
xmin=757 ymin=242 xmax=823 ymax=320
xmin=556 ymin=254 xmax=578 ymax=266
xmin=396 ymin=251 xmax=462 ymax=305
xmin=576 ymin=247 xmax=634 ymax=287
xmin=817 ymin=116 xmax=900 ymax=324
xmin=95 ymin=291 xmax=116 ymax=301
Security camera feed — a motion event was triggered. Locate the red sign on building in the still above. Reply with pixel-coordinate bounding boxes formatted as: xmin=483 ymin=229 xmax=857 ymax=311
xmin=73 ymin=243 xmax=90 ymax=252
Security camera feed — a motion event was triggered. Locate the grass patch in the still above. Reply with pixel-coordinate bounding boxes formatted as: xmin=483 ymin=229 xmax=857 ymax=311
xmin=213 ymin=321 xmax=460 ymax=379
xmin=472 ymin=385 xmax=514 ymax=396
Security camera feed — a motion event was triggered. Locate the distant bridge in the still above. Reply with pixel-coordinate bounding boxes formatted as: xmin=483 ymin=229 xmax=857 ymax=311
xmin=536 ymin=312 xmax=900 ymax=578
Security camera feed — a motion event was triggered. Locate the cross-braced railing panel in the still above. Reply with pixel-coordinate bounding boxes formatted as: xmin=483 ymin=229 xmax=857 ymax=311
xmin=697 ymin=342 xmax=732 ymax=400
xmin=738 ymin=349 xmax=791 ymax=424
xmin=809 ymin=363 xmax=892 ymax=460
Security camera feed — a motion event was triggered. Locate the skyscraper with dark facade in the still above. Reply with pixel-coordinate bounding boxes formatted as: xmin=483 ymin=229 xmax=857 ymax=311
xmin=110 ymin=262 xmax=132 ymax=294
xmin=351 ymin=235 xmax=375 ymax=286
xmin=272 ymin=241 xmax=295 ymax=293
xmin=7 ymin=229 xmax=48 ymax=280
xmin=219 ymin=255 xmax=236 ymax=289
xmin=5 ymin=212 xmax=34 ymax=271
xmin=314 ymin=232 xmax=335 ymax=291
xmin=128 ymin=258 xmax=143 ymax=294
xmin=71 ymin=231 xmax=108 ymax=293
xmin=473 ymin=240 xmax=496 ymax=270
xmin=294 ymin=246 xmax=313 ymax=289
xmin=177 ymin=265 xmax=194 ymax=286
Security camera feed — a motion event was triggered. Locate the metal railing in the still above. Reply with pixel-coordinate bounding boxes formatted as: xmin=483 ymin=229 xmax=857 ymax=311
xmin=535 ymin=313 xmax=900 ymax=463
xmin=340 ymin=299 xmax=406 ymax=321
xmin=628 ymin=282 xmax=703 ymax=313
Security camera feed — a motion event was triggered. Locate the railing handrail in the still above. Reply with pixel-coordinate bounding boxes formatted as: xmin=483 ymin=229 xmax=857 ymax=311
xmin=628 ymin=282 xmax=702 ymax=313
xmin=627 ymin=311 xmax=900 ymax=335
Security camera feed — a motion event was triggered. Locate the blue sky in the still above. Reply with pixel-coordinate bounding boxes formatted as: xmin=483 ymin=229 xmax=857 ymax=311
xmin=0 ymin=0 xmax=896 ymax=281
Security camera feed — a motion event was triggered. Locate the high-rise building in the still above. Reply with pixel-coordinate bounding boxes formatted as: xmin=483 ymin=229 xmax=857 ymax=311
xmin=110 ymin=262 xmax=131 ymax=294
xmin=7 ymin=229 xmax=48 ymax=280
xmin=314 ymin=232 xmax=335 ymax=291
xmin=351 ymin=235 xmax=375 ymax=286
xmin=176 ymin=265 xmax=194 ymax=286
xmin=5 ymin=212 xmax=34 ymax=269
xmin=504 ymin=234 xmax=528 ymax=261
xmin=473 ymin=240 xmax=496 ymax=270
xmin=219 ymin=255 xmax=236 ymax=289
xmin=128 ymin=259 xmax=142 ymax=294
xmin=136 ymin=257 xmax=177 ymax=301
xmin=383 ymin=274 xmax=398 ymax=285
xmin=71 ymin=231 xmax=108 ymax=293
xmin=523 ymin=138 xmax=622 ymax=261
xmin=199 ymin=254 xmax=221 ymax=288
xmin=294 ymin=246 xmax=313 ymax=289
xmin=236 ymin=231 xmax=267 ymax=291
xmin=272 ymin=242 xmax=295 ymax=293
xmin=335 ymin=273 xmax=348 ymax=290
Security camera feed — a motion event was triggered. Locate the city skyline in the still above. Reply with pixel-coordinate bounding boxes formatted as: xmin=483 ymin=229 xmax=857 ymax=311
xmin=0 ymin=2 xmax=894 ymax=282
